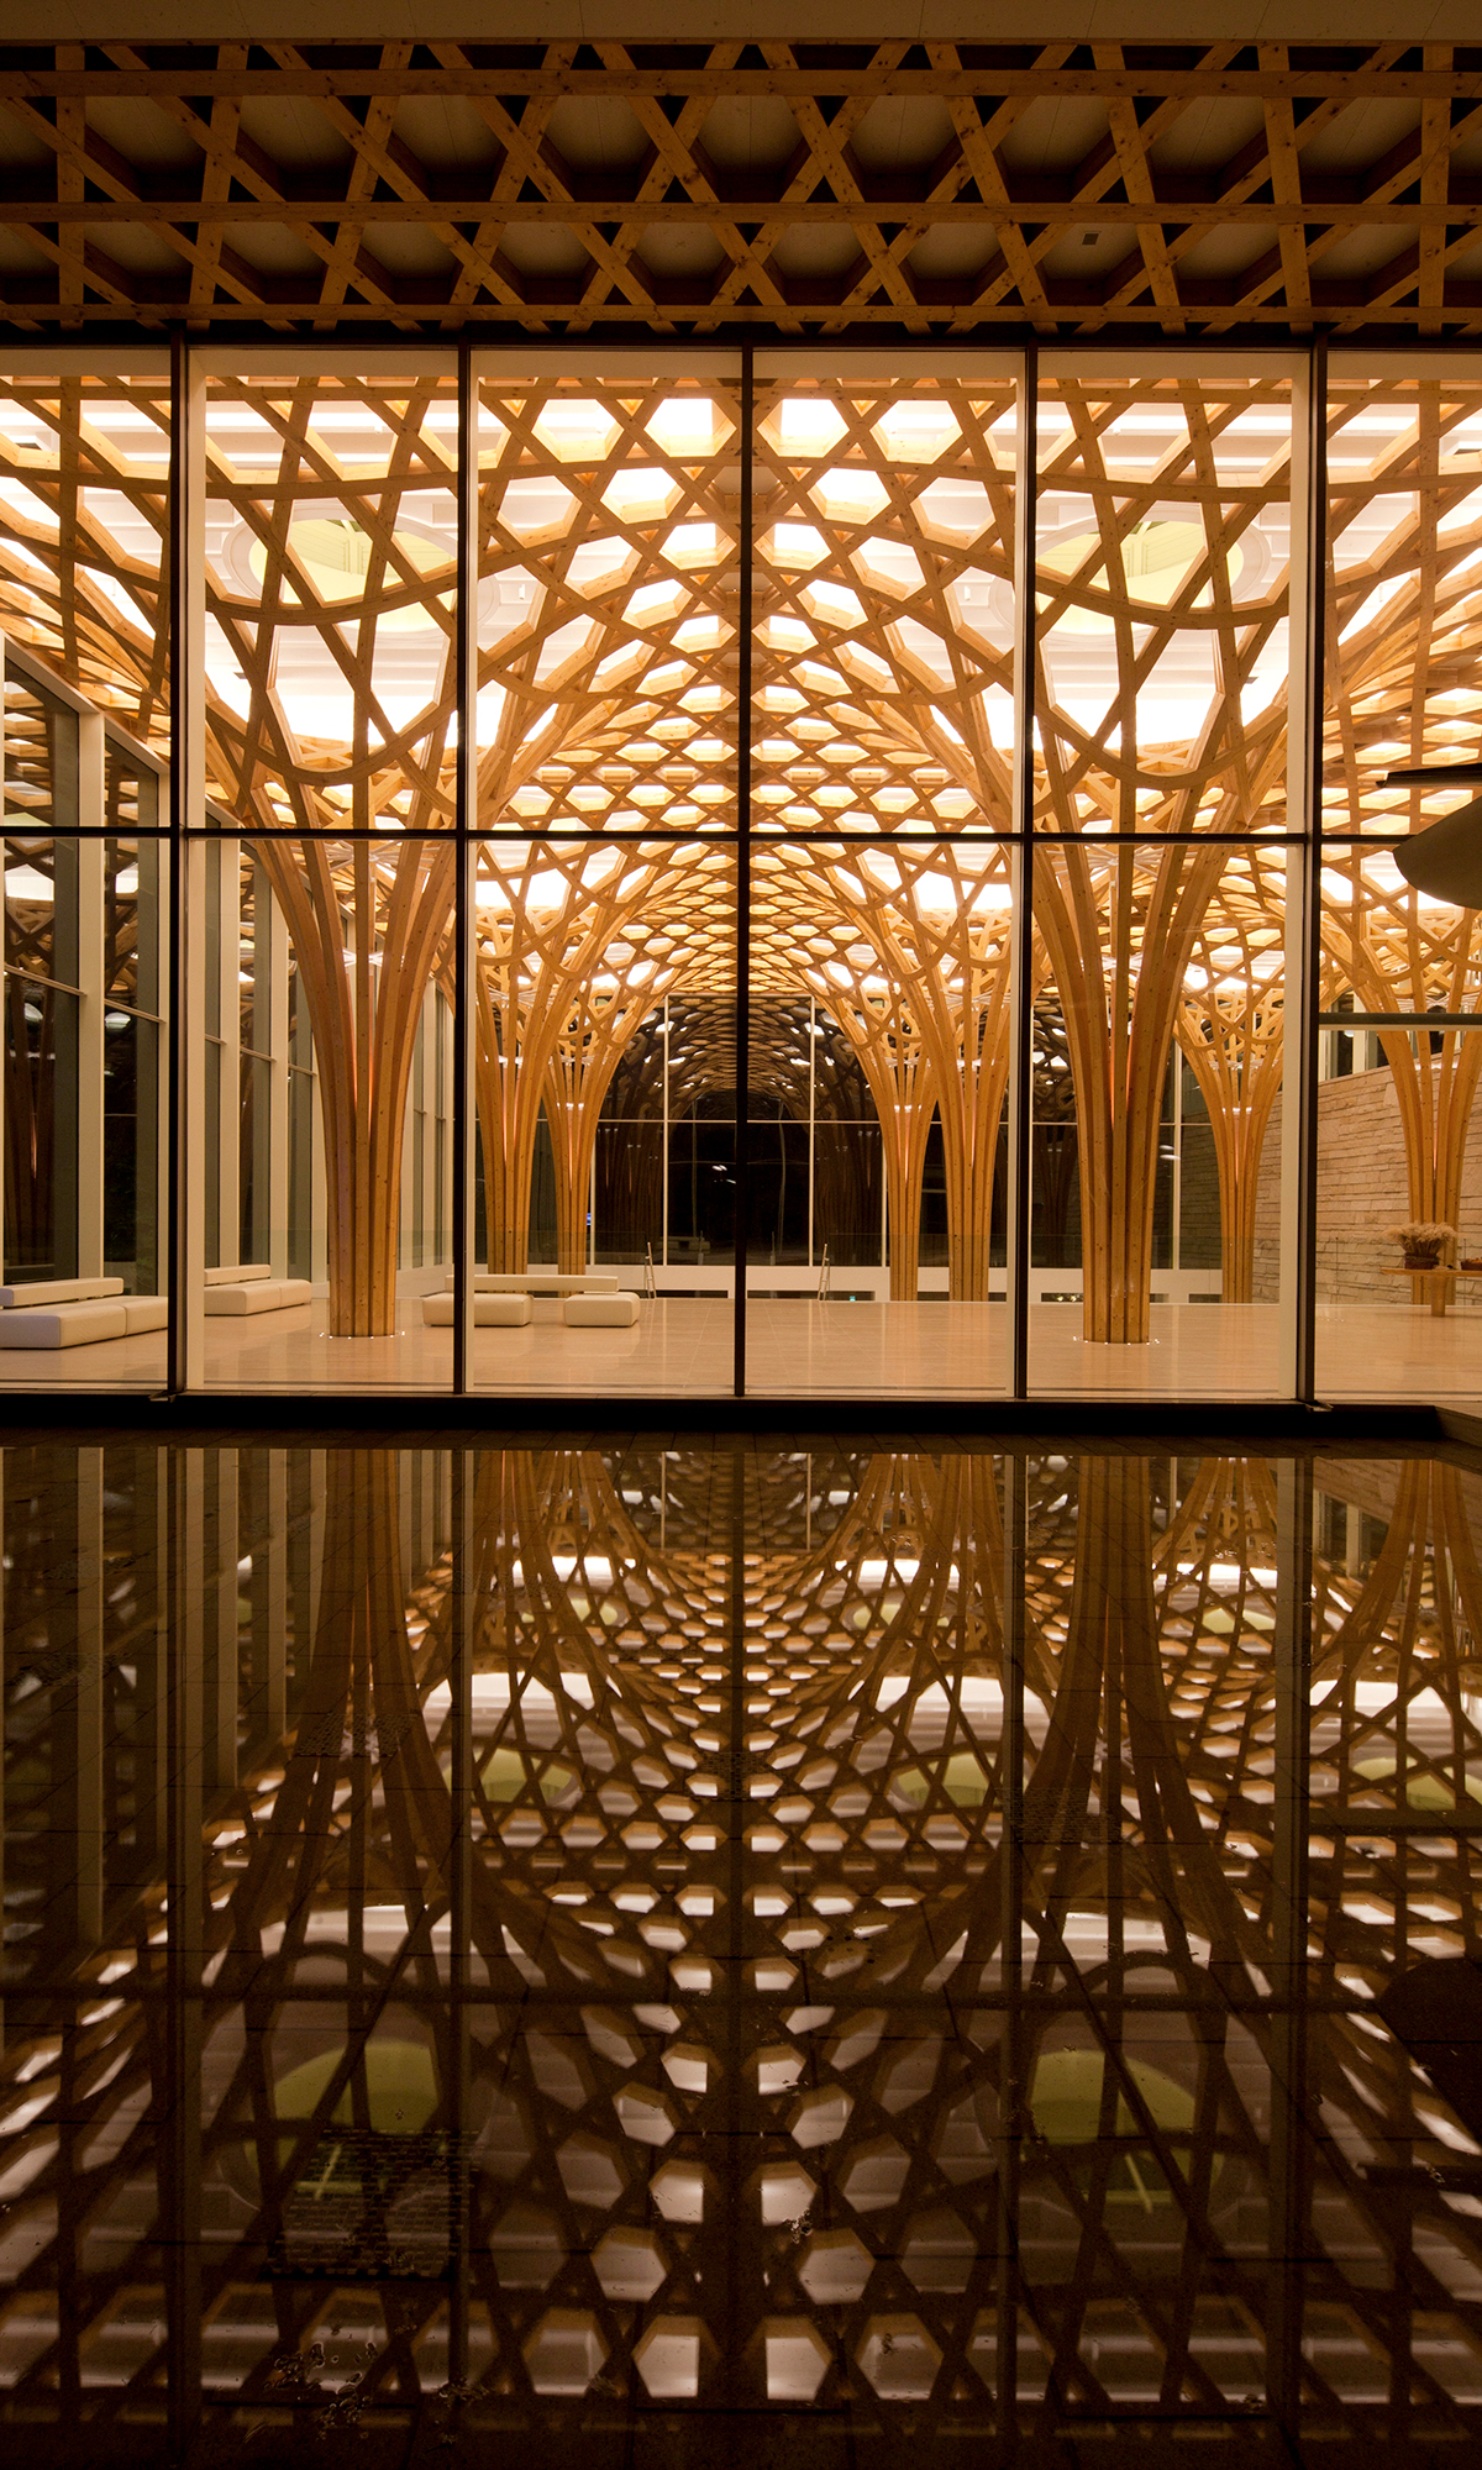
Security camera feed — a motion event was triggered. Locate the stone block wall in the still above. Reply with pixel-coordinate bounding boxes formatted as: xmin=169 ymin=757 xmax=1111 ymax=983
xmin=1253 ymin=1063 xmax=1482 ymax=1308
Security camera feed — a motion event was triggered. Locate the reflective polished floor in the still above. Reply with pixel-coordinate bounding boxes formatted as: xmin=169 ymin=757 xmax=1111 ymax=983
xmin=4 ymin=1436 xmax=1482 ymax=2465
xmin=6 ymin=1297 xmax=1482 ymax=1410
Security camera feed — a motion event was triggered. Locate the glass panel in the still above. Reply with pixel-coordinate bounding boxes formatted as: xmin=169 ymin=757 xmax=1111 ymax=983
xmin=1036 ymin=362 xmax=1294 ymax=836
xmin=469 ymin=836 xmax=735 ymax=1397
xmin=201 ymin=834 xmax=454 ymax=1391
xmin=200 ymin=362 xmax=459 ymax=1387
xmin=1314 ymin=369 xmax=1482 ymax=1403
xmin=1030 ymin=841 xmax=1288 ymax=1395
xmin=752 ymin=358 xmax=1019 ymax=835
xmin=1325 ymin=370 xmax=1482 ymax=834
xmin=0 ymin=367 xmax=171 ymax=754
xmin=748 ymin=838 xmax=1015 ymax=1395
xmin=1314 ymin=866 xmax=1482 ymax=1400
xmin=476 ymin=358 xmax=742 ymax=841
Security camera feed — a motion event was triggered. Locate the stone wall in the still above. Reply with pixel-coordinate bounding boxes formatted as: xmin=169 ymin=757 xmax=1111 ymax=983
xmin=1253 ymin=1062 xmax=1482 ymax=1309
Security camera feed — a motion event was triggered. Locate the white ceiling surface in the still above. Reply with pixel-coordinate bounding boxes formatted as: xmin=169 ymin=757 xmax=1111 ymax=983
xmin=1 ymin=6 xmax=1461 ymax=39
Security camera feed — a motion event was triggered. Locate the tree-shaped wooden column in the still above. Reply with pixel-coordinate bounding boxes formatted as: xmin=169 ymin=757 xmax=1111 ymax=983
xmin=469 ymin=840 xmax=726 ymax=1274
xmin=765 ymin=840 xmax=1022 ymax=1300
xmin=202 ymin=372 xmax=462 ymax=1334
xmin=202 ymin=368 xmax=744 ymax=1333
xmin=1174 ymin=845 xmax=1288 ymax=1302
xmin=1032 ymin=373 xmax=1293 ymax=1341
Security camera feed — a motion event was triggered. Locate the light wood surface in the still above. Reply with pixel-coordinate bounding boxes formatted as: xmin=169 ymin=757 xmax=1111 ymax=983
xmin=3 ymin=45 xmax=1481 ymax=336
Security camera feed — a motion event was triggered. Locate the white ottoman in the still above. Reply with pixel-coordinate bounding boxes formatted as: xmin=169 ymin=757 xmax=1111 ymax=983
xmin=422 ymin=1292 xmax=533 ymax=1326
xmin=0 ymin=1302 xmax=129 ymax=1347
xmin=562 ymin=1292 xmax=640 ymax=1328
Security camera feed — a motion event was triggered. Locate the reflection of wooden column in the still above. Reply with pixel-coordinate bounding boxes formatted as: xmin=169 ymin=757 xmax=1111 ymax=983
xmin=256 ymin=836 xmax=454 ymax=1335
xmin=74 ymin=1447 xmax=105 ymax=1953
xmin=1037 ymin=843 xmax=1224 ymax=1342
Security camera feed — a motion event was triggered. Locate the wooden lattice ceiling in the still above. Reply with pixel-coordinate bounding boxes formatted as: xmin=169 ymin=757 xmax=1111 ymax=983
xmin=2 ymin=43 xmax=1482 ymax=335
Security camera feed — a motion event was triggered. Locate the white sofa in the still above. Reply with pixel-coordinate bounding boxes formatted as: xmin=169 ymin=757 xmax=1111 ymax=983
xmin=0 ymin=1275 xmax=167 ymax=1348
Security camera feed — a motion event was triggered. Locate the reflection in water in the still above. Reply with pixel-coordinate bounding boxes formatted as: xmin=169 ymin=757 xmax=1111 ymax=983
xmin=3 ymin=1440 xmax=1482 ymax=2461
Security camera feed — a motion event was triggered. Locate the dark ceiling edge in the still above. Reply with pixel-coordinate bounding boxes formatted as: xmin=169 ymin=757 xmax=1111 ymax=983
xmin=0 ymin=1392 xmax=1468 ymax=1455
xmin=1 ymin=318 xmax=1476 ymax=353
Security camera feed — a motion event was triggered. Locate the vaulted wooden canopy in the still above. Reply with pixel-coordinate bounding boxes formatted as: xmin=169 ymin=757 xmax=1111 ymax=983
xmin=2 ymin=42 xmax=1482 ymax=336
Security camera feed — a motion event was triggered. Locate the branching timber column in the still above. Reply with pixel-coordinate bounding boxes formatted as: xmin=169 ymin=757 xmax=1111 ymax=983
xmin=767 ymin=842 xmax=1023 ymax=1300
xmin=1033 ymin=371 xmax=1294 ymax=1341
xmin=1038 ymin=842 xmax=1227 ymax=1341
xmin=199 ymin=371 xmax=464 ymax=1336
xmin=1176 ymin=847 xmax=1288 ymax=1304
xmin=470 ymin=841 xmax=726 ymax=1275
xmin=257 ymin=836 xmax=453 ymax=1335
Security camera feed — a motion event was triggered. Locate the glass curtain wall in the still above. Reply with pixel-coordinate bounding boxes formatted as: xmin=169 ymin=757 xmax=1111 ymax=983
xmin=5 ymin=343 xmax=1482 ymax=1401
xmin=469 ymin=356 xmax=742 ymax=1396
xmin=1317 ymin=360 xmax=1482 ymax=1400
xmin=745 ymin=356 xmax=1019 ymax=1398
xmin=196 ymin=357 xmax=460 ymax=1390
xmin=0 ymin=360 xmax=171 ymax=1386
xmin=1029 ymin=359 xmax=1298 ymax=1398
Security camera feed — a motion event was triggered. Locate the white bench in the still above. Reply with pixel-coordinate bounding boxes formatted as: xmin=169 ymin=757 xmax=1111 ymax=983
xmin=422 ymin=1292 xmax=533 ymax=1327
xmin=0 ymin=1289 xmax=167 ymax=1347
xmin=205 ymin=1275 xmax=312 ymax=1316
xmin=441 ymin=1271 xmax=620 ymax=1298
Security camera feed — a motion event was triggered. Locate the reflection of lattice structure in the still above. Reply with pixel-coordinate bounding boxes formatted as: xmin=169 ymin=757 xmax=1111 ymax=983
xmin=8 ymin=1443 xmax=1482 ymax=2442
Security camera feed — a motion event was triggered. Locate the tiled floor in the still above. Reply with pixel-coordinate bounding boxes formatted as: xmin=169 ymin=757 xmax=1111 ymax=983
xmin=0 ymin=1292 xmax=1479 ymax=1404
xmin=4 ymin=1435 xmax=1482 ymax=2462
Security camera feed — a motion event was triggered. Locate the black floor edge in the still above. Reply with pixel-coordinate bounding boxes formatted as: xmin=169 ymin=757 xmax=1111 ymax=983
xmin=0 ymin=1389 xmax=1473 ymax=1455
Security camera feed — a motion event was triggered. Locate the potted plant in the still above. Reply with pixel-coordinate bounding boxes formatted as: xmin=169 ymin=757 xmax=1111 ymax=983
xmin=1389 ymin=1219 xmax=1457 ymax=1270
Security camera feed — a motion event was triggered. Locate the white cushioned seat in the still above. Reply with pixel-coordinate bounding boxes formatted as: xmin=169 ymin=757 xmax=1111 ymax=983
xmin=204 ymin=1263 xmax=271 ymax=1286
xmin=204 ymin=1278 xmax=311 ymax=1316
xmin=423 ymin=1292 xmax=532 ymax=1326
xmin=443 ymin=1271 xmax=620 ymax=1296
xmin=0 ymin=1275 xmax=124 ymax=1309
xmin=121 ymin=1295 xmax=169 ymax=1333
xmin=0 ymin=1301 xmax=128 ymax=1347
xmin=562 ymin=1292 xmax=640 ymax=1328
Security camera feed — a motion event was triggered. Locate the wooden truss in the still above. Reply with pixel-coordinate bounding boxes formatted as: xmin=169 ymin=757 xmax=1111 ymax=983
xmin=4 ymin=44 xmax=1482 ymax=335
